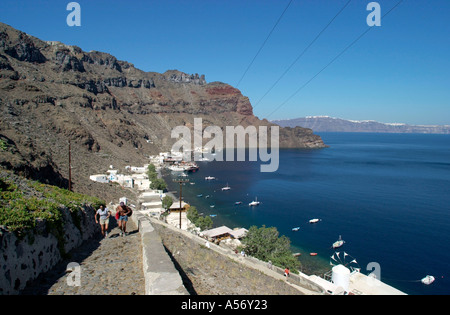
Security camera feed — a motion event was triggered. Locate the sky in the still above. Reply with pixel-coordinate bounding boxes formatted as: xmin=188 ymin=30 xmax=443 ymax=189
xmin=0 ymin=0 xmax=449 ymax=125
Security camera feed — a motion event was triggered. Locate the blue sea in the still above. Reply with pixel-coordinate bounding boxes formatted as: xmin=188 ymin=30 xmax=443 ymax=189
xmin=163 ymin=133 xmax=450 ymax=295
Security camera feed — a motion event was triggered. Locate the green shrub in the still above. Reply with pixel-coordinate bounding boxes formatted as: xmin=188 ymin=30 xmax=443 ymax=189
xmin=0 ymin=176 xmax=104 ymax=255
xmin=239 ymin=225 xmax=300 ymax=273
xmin=187 ymin=206 xmax=213 ymax=231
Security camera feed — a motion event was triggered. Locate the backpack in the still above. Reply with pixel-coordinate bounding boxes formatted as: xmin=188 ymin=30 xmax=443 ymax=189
xmin=126 ymin=206 xmax=133 ymax=217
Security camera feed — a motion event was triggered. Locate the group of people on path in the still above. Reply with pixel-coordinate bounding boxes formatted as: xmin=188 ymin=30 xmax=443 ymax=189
xmin=95 ymin=202 xmax=132 ymax=238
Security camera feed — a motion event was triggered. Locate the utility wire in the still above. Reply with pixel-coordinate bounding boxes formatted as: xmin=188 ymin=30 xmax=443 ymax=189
xmin=236 ymin=0 xmax=294 ymax=88
xmin=253 ymin=0 xmax=352 ymax=109
xmin=265 ymin=0 xmax=405 ymax=120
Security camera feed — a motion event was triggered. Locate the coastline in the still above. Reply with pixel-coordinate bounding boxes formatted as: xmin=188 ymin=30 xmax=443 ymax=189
xmin=160 ymin=168 xmax=330 ymax=278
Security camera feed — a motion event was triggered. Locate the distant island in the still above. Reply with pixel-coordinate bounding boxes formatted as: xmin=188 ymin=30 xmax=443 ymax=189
xmin=272 ymin=116 xmax=450 ymax=134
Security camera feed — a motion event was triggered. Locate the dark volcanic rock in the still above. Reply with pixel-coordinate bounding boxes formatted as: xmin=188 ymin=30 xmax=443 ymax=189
xmin=0 ymin=21 xmax=326 ymax=198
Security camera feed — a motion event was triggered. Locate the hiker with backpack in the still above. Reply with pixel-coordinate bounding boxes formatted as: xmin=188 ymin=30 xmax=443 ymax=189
xmin=116 ymin=201 xmax=132 ymax=237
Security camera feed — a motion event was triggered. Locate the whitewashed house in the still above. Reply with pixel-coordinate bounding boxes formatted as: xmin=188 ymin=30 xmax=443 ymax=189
xmin=89 ymin=174 xmax=109 ymax=183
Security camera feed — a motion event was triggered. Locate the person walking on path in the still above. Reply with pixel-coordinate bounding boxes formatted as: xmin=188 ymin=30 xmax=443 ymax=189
xmin=95 ymin=205 xmax=111 ymax=238
xmin=116 ymin=202 xmax=132 ymax=236
xmin=284 ymin=267 xmax=290 ymax=280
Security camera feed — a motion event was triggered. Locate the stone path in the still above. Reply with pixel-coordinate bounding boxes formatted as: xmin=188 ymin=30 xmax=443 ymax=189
xmin=22 ymin=219 xmax=145 ymax=295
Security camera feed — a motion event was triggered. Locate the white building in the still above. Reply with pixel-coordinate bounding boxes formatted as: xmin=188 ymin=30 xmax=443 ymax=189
xmin=89 ymin=174 xmax=109 ymax=183
xmin=308 ymin=265 xmax=407 ymax=295
xmin=132 ymin=173 xmax=150 ymax=190
xmin=112 ymin=174 xmax=134 ymax=188
xmin=130 ymin=166 xmax=147 ymax=173
xmin=107 ymin=170 xmax=118 ymax=181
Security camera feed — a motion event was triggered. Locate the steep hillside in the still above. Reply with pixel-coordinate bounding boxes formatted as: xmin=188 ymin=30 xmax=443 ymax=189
xmin=0 ymin=22 xmax=325 ymax=197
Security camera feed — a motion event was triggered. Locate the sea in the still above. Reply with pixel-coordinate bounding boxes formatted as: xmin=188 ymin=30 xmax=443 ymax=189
xmin=162 ymin=132 xmax=450 ymax=295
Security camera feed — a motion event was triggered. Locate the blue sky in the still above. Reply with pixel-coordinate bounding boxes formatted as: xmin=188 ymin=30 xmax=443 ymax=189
xmin=0 ymin=0 xmax=449 ymax=125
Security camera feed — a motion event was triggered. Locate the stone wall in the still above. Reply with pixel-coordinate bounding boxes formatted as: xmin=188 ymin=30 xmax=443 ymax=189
xmin=0 ymin=205 xmax=100 ymax=295
xmin=131 ymin=210 xmax=188 ymax=295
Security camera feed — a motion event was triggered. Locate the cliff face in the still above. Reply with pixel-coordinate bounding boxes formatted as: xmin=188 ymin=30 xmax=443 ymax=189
xmin=0 ymin=22 xmax=326 ymax=195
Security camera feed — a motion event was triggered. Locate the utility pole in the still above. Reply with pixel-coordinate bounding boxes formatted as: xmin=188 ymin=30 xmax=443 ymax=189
xmin=172 ymin=178 xmax=189 ymax=229
xmin=68 ymin=140 xmax=72 ymax=192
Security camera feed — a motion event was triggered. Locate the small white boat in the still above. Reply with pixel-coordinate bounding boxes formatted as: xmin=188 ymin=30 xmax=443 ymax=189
xmin=421 ymin=275 xmax=435 ymax=285
xmin=221 ymin=183 xmax=231 ymax=191
xmin=292 ymin=227 xmax=300 ymax=232
xmin=309 ymin=218 xmax=320 ymax=224
xmin=249 ymin=197 xmax=260 ymax=207
xmin=169 ymin=165 xmax=188 ymax=172
xmin=332 ymin=235 xmax=345 ymax=249
xmin=205 ymin=176 xmax=216 ymax=180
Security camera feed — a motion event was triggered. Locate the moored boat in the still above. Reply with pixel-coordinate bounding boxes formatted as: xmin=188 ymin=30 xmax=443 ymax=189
xmin=332 ymin=235 xmax=345 ymax=249
xmin=249 ymin=197 xmax=260 ymax=206
xmin=421 ymin=275 xmax=435 ymax=285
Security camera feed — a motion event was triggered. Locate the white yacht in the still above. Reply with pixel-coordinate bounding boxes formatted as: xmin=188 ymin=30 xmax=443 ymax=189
xmin=249 ymin=197 xmax=260 ymax=207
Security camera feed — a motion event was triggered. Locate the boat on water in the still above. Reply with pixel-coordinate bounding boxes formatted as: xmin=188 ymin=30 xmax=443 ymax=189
xmin=235 ymin=201 xmax=242 ymax=205
xmin=169 ymin=165 xmax=188 ymax=172
xmin=293 ymin=253 xmax=301 ymax=257
xmin=205 ymin=176 xmax=216 ymax=180
xmin=292 ymin=227 xmax=300 ymax=232
xmin=332 ymin=235 xmax=345 ymax=249
xmin=221 ymin=183 xmax=231 ymax=191
xmin=210 ymin=214 xmax=217 ymax=217
xmin=309 ymin=218 xmax=320 ymax=224
xmin=169 ymin=162 xmax=199 ymax=172
xmin=197 ymin=194 xmax=203 ymax=198
xmin=421 ymin=275 xmax=435 ymax=285
xmin=249 ymin=197 xmax=260 ymax=206
xmin=210 ymin=204 xmax=215 ymax=208
xmin=310 ymin=253 xmax=318 ymax=256
xmin=185 ymin=163 xmax=199 ymax=172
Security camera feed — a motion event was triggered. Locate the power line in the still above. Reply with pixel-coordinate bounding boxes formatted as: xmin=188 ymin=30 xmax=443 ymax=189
xmin=253 ymin=0 xmax=352 ymax=109
xmin=236 ymin=0 xmax=294 ymax=88
xmin=265 ymin=0 xmax=405 ymax=120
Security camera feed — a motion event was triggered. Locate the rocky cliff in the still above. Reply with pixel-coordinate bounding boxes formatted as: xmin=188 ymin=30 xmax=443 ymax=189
xmin=0 ymin=22 xmax=326 ymax=196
